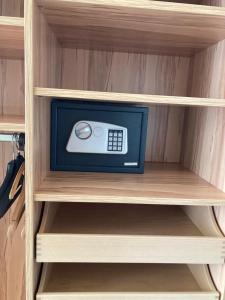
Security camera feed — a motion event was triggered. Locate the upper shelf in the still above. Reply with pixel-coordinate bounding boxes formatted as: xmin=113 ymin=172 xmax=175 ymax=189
xmin=0 ymin=16 xmax=24 ymax=59
xmin=37 ymin=0 xmax=225 ymax=55
xmin=35 ymin=163 xmax=225 ymax=206
xmin=35 ymin=87 xmax=225 ymax=107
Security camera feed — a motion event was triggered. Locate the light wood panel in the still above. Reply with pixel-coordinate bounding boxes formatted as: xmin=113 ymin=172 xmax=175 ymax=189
xmin=36 ymin=48 xmax=192 ymax=163
xmin=0 ymin=142 xmax=25 ymax=300
xmin=0 ymin=17 xmax=24 ymax=59
xmin=25 ymin=1 xmax=61 ymax=300
xmin=37 ymin=0 xmax=225 ymax=56
xmin=0 ymin=115 xmax=25 ymax=132
xmin=0 ymin=13 xmax=25 ymax=300
xmin=182 ymin=39 xmax=225 ymax=299
xmin=35 ymin=87 xmax=225 ymax=107
xmin=37 ymin=263 xmax=219 ymax=300
xmin=0 ymin=0 xmax=24 ymax=17
xmin=37 ymin=203 xmax=225 ymax=264
xmin=0 ymin=212 xmax=25 ymax=300
xmin=60 ymin=48 xmax=190 ymax=97
xmin=26 ymin=2 xmax=225 ymax=300
xmin=35 ymin=163 xmax=225 ymax=205
xmin=0 ymin=58 xmax=24 ymax=117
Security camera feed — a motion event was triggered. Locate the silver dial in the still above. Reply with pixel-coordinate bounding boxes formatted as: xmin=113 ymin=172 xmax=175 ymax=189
xmin=75 ymin=122 xmax=92 ymax=139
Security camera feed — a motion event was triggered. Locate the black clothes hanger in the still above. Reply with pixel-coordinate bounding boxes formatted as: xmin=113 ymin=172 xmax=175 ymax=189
xmin=0 ymin=133 xmax=25 ymax=219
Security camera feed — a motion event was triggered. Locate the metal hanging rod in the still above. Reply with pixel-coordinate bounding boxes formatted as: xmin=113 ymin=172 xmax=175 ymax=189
xmin=0 ymin=133 xmax=17 ymax=142
xmin=0 ymin=133 xmax=25 ymax=151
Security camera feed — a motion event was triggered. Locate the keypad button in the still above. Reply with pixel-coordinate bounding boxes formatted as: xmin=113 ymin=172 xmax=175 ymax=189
xmin=108 ymin=129 xmax=124 ymax=152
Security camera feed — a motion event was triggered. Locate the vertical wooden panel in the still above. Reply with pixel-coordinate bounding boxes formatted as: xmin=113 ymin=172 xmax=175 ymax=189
xmin=0 ymin=32 xmax=25 ymax=300
xmin=182 ymin=40 xmax=225 ymax=300
xmin=0 ymin=143 xmax=25 ymax=300
xmin=0 ymin=59 xmax=24 ymax=117
xmin=0 ymin=0 xmax=24 ymax=17
xmin=61 ymin=48 xmax=190 ymax=162
xmin=25 ymin=1 xmax=62 ymax=299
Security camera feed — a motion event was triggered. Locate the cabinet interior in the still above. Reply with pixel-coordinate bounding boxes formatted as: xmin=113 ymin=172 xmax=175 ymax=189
xmin=24 ymin=2 xmax=225 ymax=299
xmin=32 ymin=2 xmax=225 ymax=202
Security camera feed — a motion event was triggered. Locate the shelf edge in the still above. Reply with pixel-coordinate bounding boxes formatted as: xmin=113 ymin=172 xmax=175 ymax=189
xmin=35 ymin=88 xmax=225 ymax=107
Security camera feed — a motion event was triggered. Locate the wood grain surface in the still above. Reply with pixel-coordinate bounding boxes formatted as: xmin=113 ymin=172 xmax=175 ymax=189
xmin=0 ymin=2 xmax=25 ymax=300
xmin=36 ymin=203 xmax=225 ymax=264
xmin=182 ymin=37 xmax=225 ymax=299
xmin=35 ymin=163 xmax=225 ymax=205
xmin=37 ymin=0 xmax=225 ymax=56
xmin=0 ymin=0 xmax=24 ymax=17
xmin=37 ymin=263 xmax=219 ymax=300
xmin=0 ymin=144 xmax=25 ymax=300
xmin=0 ymin=17 xmax=24 ymax=59
xmin=35 ymin=87 xmax=225 ymax=107
xmin=60 ymin=48 xmax=190 ymax=163
xmin=26 ymin=0 xmax=225 ymax=299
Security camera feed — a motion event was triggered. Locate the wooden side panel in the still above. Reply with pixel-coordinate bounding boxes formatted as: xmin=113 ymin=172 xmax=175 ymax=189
xmin=61 ymin=48 xmax=190 ymax=162
xmin=0 ymin=145 xmax=25 ymax=300
xmin=183 ymin=40 xmax=225 ymax=187
xmin=0 ymin=31 xmax=25 ymax=300
xmin=33 ymin=5 xmax=61 ymax=89
xmin=33 ymin=4 xmax=62 ymax=184
xmin=0 ymin=0 xmax=24 ymax=17
xmin=25 ymin=1 xmax=62 ymax=300
xmin=0 ymin=59 xmax=24 ymax=117
xmin=182 ymin=40 xmax=225 ymax=299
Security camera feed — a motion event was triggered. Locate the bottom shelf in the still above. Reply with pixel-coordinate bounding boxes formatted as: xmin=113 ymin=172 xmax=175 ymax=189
xmin=37 ymin=264 xmax=219 ymax=300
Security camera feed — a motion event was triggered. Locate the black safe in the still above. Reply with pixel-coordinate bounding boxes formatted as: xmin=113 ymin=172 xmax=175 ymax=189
xmin=51 ymin=99 xmax=148 ymax=173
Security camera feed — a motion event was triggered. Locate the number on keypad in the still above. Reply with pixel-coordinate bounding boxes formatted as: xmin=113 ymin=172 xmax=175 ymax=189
xmin=108 ymin=130 xmax=123 ymax=152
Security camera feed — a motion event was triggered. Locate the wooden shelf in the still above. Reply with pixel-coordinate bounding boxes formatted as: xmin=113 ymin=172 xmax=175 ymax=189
xmin=0 ymin=16 xmax=24 ymax=59
xmin=35 ymin=87 xmax=225 ymax=107
xmin=35 ymin=163 xmax=225 ymax=206
xmin=37 ymin=0 xmax=225 ymax=56
xmin=37 ymin=263 xmax=218 ymax=300
xmin=37 ymin=203 xmax=225 ymax=264
xmin=0 ymin=115 xmax=25 ymax=132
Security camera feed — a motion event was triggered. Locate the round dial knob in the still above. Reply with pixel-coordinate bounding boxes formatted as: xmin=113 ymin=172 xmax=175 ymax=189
xmin=75 ymin=122 xmax=92 ymax=139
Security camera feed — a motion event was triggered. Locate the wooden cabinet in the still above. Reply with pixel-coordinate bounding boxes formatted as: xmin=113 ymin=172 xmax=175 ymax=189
xmin=22 ymin=0 xmax=225 ymax=300
xmin=0 ymin=1 xmax=25 ymax=300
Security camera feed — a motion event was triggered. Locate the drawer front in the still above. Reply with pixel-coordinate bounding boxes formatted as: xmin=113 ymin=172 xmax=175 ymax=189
xmin=36 ymin=234 xmax=225 ymax=264
xmin=37 ymin=292 xmax=219 ymax=300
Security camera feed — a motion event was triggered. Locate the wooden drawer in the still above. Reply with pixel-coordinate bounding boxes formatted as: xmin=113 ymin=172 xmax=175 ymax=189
xmin=36 ymin=263 xmax=219 ymax=300
xmin=36 ymin=203 xmax=225 ymax=264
